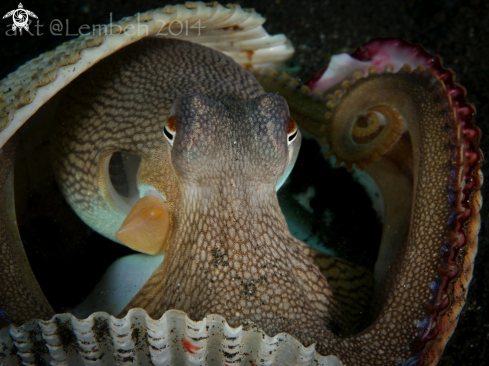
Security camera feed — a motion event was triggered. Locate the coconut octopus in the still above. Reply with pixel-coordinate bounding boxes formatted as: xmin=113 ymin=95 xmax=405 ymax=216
xmin=0 ymin=2 xmax=482 ymax=366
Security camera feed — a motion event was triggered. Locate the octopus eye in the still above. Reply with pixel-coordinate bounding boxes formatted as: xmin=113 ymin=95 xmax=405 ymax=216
xmin=287 ymin=116 xmax=298 ymax=147
xmin=164 ymin=115 xmax=177 ymax=146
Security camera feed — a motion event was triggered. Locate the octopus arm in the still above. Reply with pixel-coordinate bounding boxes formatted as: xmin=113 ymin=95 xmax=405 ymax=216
xmin=0 ymin=137 xmax=54 ymax=325
xmin=254 ymin=39 xmax=482 ymax=365
xmin=308 ymin=247 xmax=374 ymax=331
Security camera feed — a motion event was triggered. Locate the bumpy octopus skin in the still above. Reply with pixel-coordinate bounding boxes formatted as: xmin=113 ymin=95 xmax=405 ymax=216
xmin=50 ymin=37 xmax=483 ymax=365
xmin=255 ymin=39 xmax=482 ymax=365
xmin=0 ymin=136 xmax=54 ymax=324
xmin=51 ymin=38 xmax=348 ymax=349
xmin=0 ymin=24 xmax=481 ymax=364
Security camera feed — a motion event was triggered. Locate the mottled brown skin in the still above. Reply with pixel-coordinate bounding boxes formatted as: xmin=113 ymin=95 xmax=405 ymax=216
xmin=123 ymin=92 xmax=346 ymax=345
xmin=50 ymin=37 xmax=480 ymax=365
xmin=258 ymin=66 xmax=480 ymax=365
xmin=52 ymin=38 xmax=345 ymax=348
xmin=324 ymin=72 xmax=455 ymax=364
xmin=0 ymin=136 xmax=54 ymax=325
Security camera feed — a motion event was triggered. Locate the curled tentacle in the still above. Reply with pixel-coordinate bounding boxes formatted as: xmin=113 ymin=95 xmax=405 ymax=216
xmin=323 ymin=66 xmax=408 ymax=171
xmin=326 ymin=62 xmax=481 ymax=365
xmin=256 ymin=38 xmax=482 ymax=365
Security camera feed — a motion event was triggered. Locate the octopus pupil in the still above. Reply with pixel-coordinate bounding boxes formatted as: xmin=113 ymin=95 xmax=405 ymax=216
xmin=164 ymin=125 xmax=174 ymax=141
xmin=288 ymin=129 xmax=298 ymax=143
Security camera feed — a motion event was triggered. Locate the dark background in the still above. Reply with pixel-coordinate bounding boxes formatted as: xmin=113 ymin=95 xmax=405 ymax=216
xmin=1 ymin=0 xmax=487 ymax=364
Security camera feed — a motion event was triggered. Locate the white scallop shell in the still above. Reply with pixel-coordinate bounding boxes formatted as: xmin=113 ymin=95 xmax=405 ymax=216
xmin=0 ymin=309 xmax=343 ymax=366
xmin=0 ymin=1 xmax=294 ymax=148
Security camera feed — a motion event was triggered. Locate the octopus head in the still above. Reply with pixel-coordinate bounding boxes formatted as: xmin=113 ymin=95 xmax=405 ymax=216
xmin=166 ymin=93 xmax=300 ymax=189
